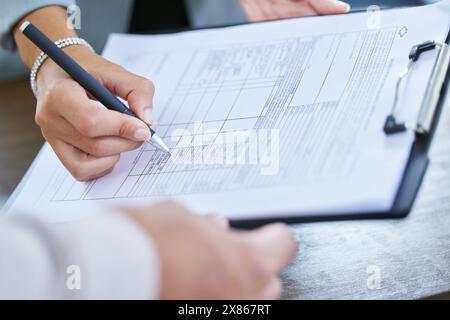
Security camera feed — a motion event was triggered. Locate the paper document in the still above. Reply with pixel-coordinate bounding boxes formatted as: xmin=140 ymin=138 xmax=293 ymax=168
xmin=4 ymin=2 xmax=450 ymax=221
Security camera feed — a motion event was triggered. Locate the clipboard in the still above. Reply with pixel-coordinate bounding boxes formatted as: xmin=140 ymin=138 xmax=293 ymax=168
xmin=116 ymin=6 xmax=450 ymax=227
xmin=233 ymin=31 xmax=450 ymax=228
xmin=3 ymin=9 xmax=450 ymax=228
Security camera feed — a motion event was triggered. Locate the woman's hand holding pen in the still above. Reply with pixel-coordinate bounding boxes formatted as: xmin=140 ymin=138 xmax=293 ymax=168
xmin=13 ymin=7 xmax=155 ymax=181
xmin=33 ymin=45 xmax=156 ymax=181
xmin=12 ymin=2 xmax=351 ymax=182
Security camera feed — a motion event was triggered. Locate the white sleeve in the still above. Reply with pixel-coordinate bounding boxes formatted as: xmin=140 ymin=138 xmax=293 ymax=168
xmin=0 ymin=210 xmax=160 ymax=299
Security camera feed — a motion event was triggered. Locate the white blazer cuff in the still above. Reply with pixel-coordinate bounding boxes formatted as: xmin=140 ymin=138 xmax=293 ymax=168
xmin=49 ymin=209 xmax=161 ymax=299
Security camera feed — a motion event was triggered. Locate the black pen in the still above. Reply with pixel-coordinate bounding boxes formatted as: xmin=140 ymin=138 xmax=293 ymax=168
xmin=20 ymin=21 xmax=170 ymax=153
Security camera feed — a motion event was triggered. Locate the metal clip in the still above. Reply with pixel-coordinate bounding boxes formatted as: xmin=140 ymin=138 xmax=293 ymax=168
xmin=384 ymin=40 xmax=450 ymax=135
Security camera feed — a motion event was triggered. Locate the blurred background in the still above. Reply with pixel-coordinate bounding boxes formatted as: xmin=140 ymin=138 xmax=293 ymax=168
xmin=0 ymin=0 xmax=440 ymax=197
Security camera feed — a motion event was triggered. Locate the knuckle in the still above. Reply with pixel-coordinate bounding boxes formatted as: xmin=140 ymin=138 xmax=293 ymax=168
xmin=118 ymin=120 xmax=133 ymax=138
xmin=79 ymin=113 xmax=100 ymax=137
xmin=140 ymin=78 xmax=155 ymax=92
xmin=34 ymin=111 xmax=47 ymax=127
xmin=70 ymin=164 xmax=91 ymax=182
xmin=89 ymin=140 xmax=108 ymax=157
xmin=35 ymin=96 xmax=57 ymax=128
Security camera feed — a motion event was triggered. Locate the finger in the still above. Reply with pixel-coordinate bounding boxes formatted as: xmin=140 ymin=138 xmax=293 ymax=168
xmin=258 ymin=277 xmax=282 ymax=300
xmin=259 ymin=0 xmax=284 ymax=20
xmin=206 ymin=213 xmax=230 ymax=229
xmin=308 ymin=0 xmax=350 ymax=15
xmin=49 ymin=81 xmax=150 ymax=141
xmin=44 ymin=116 xmax=143 ymax=157
xmin=282 ymin=1 xmax=318 ymax=17
xmin=239 ymin=223 xmax=297 ymax=276
xmin=44 ymin=133 xmax=120 ymax=181
xmin=270 ymin=0 xmax=317 ymax=18
xmin=100 ymin=66 xmax=155 ymax=125
xmin=240 ymin=0 xmax=273 ymax=21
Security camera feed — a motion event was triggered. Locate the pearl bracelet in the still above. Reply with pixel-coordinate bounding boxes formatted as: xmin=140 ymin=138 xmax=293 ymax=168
xmin=30 ymin=37 xmax=94 ymax=96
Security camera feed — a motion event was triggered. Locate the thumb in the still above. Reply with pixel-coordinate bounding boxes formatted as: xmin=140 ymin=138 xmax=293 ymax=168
xmin=239 ymin=223 xmax=297 ymax=276
xmin=101 ymin=65 xmax=155 ymax=126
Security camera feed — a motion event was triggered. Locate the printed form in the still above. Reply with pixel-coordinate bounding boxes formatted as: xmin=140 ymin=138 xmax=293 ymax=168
xmin=5 ymin=2 xmax=450 ymax=221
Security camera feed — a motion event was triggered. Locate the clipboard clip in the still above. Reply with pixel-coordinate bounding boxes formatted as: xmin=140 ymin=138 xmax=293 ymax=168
xmin=384 ymin=40 xmax=450 ymax=135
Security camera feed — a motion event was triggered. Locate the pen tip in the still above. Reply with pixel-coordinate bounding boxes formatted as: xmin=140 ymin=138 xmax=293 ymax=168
xmin=151 ymin=133 xmax=171 ymax=154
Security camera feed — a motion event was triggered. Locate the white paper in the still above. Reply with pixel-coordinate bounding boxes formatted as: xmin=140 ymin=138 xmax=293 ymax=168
xmin=4 ymin=2 xmax=450 ymax=222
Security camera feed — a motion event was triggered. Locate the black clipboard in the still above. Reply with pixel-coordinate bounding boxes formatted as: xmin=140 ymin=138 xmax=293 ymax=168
xmin=3 ymin=11 xmax=450 ymax=228
xmin=233 ymin=31 xmax=450 ymax=228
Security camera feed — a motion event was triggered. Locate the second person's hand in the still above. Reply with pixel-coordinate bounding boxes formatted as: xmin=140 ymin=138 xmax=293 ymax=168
xmin=35 ymin=45 xmax=155 ymax=181
xmin=240 ymin=0 xmax=350 ymax=21
xmin=127 ymin=201 xmax=298 ymax=299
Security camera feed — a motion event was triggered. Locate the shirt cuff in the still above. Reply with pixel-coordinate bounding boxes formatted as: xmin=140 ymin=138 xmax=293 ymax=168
xmin=0 ymin=0 xmax=75 ymax=51
xmin=49 ymin=208 xmax=161 ymax=299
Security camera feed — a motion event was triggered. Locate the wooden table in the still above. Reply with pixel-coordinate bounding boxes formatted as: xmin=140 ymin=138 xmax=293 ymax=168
xmin=282 ymin=93 xmax=450 ymax=300
xmin=1 ymin=79 xmax=449 ymax=300
xmin=0 ymin=79 xmax=43 ymax=197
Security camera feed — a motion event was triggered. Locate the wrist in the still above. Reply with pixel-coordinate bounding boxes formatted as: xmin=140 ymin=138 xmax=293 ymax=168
xmin=36 ymin=44 xmax=97 ymax=96
xmin=14 ymin=6 xmax=77 ymax=68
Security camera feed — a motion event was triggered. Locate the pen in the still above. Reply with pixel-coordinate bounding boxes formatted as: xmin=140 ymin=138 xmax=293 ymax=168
xmin=19 ymin=21 xmax=170 ymax=154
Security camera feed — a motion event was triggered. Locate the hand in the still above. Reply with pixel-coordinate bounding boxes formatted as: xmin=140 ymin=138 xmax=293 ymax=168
xmin=126 ymin=201 xmax=297 ymax=299
xmin=35 ymin=46 xmax=155 ymax=181
xmin=240 ymin=0 xmax=350 ymax=21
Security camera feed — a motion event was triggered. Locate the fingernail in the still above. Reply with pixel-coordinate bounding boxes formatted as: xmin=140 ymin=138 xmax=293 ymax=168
xmin=334 ymin=1 xmax=351 ymax=12
xmin=134 ymin=128 xmax=151 ymax=141
xmin=142 ymin=107 xmax=153 ymax=125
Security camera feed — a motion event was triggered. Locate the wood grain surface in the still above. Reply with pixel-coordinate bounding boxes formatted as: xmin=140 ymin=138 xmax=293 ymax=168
xmin=282 ymin=93 xmax=450 ymax=300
